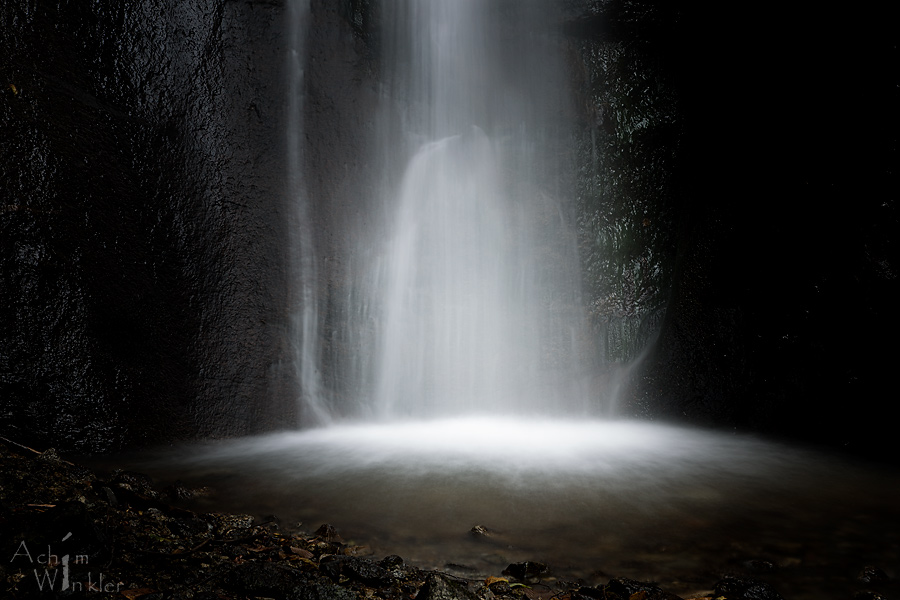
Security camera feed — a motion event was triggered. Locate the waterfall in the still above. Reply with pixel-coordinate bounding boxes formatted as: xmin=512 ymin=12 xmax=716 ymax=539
xmin=289 ymin=1 xmax=595 ymax=423
xmin=374 ymin=129 xmax=525 ymax=416
xmin=367 ymin=1 xmax=592 ymax=418
xmin=286 ymin=0 xmax=330 ymax=425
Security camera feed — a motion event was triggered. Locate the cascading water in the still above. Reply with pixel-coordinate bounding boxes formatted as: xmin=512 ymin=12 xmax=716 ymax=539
xmin=362 ymin=0 xmax=592 ymax=419
xmin=373 ymin=130 xmax=574 ymax=417
xmin=286 ymin=0 xmax=329 ymax=425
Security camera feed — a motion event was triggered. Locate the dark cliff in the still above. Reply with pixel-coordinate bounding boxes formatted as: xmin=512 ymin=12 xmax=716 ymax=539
xmin=1 ymin=1 xmax=296 ymax=451
xmin=621 ymin=2 xmax=899 ymax=455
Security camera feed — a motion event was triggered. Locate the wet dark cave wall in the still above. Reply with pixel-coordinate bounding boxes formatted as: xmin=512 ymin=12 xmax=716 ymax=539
xmin=301 ymin=0 xmax=385 ymax=418
xmin=2 ymin=0 xmax=898 ymax=457
xmin=1 ymin=1 xmax=298 ymax=452
xmin=536 ymin=1 xmax=898 ymax=456
xmin=622 ymin=2 xmax=899 ymax=457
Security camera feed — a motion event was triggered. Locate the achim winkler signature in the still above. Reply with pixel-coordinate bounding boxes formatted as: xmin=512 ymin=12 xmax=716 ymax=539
xmin=10 ymin=531 xmax=124 ymax=594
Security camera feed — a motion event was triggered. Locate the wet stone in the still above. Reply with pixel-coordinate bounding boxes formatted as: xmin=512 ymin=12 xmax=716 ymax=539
xmin=292 ymin=582 xmax=360 ymax=600
xmin=574 ymin=586 xmax=607 ymax=599
xmin=380 ymin=554 xmax=404 ymax=569
xmin=313 ymin=539 xmax=344 ymax=555
xmin=315 ymin=523 xmax=343 ymax=542
xmin=37 ymin=448 xmax=61 ymax=462
xmin=226 ymin=561 xmax=312 ymax=597
xmin=604 ymin=577 xmax=683 ymax=600
xmin=713 ymin=575 xmax=784 ymax=600
xmin=502 ymin=561 xmax=548 ymax=581
xmin=112 ymin=470 xmax=160 ymax=499
xmin=130 ymin=593 xmax=166 ymax=600
xmin=214 ymin=513 xmax=254 ymax=535
xmin=169 ymin=516 xmax=213 ymax=537
xmin=163 ymin=479 xmax=196 ymax=501
xmin=743 ymin=559 xmax=775 ymax=573
xmin=99 ymin=485 xmax=118 ymax=506
xmin=486 ymin=578 xmax=512 ymax=595
xmin=319 ymin=555 xmax=392 ymax=586
xmin=417 ymin=572 xmax=480 ymax=600
xmin=858 ymin=565 xmax=890 ymax=584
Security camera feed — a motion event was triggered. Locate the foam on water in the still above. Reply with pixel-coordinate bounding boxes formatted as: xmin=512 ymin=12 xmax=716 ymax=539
xmin=170 ymin=417 xmax=786 ymax=480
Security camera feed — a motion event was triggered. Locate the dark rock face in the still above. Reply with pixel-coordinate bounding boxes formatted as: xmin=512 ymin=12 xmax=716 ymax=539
xmin=1 ymin=1 xmax=296 ymax=451
xmin=300 ymin=0 xmax=384 ymax=418
xmin=587 ymin=1 xmax=900 ymax=456
xmin=1 ymin=0 xmax=388 ymax=450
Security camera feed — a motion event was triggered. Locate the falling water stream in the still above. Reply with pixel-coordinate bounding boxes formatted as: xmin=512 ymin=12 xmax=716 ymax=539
xmin=350 ymin=0 xmax=592 ymax=420
xmin=98 ymin=2 xmax=900 ymax=599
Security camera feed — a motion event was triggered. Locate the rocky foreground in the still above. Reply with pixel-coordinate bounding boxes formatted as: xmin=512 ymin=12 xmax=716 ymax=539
xmin=0 ymin=438 xmax=809 ymax=600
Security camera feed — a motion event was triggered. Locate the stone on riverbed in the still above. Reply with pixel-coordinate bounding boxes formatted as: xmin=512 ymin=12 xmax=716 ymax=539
xmin=858 ymin=565 xmax=890 ymax=584
xmin=226 ymin=561 xmax=311 ymax=597
xmin=604 ymin=577 xmax=684 ymax=600
xmin=417 ymin=572 xmax=480 ymax=600
xmin=228 ymin=561 xmax=357 ymax=600
xmin=502 ymin=560 xmax=548 ymax=581
xmin=713 ymin=575 xmax=784 ymax=600
xmin=320 ymin=554 xmax=393 ymax=586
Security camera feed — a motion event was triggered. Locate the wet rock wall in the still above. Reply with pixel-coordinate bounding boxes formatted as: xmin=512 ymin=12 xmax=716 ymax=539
xmin=565 ymin=0 xmax=898 ymax=456
xmin=300 ymin=0 xmax=385 ymax=418
xmin=613 ymin=2 xmax=899 ymax=454
xmin=1 ymin=1 xmax=297 ymax=451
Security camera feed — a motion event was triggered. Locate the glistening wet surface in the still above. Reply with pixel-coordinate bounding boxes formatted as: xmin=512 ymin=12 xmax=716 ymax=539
xmin=99 ymin=417 xmax=900 ymax=599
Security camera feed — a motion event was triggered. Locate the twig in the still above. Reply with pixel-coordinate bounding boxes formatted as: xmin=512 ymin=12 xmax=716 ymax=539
xmin=0 ymin=435 xmax=75 ymax=465
xmin=0 ymin=435 xmax=42 ymax=455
